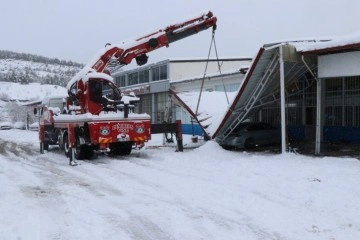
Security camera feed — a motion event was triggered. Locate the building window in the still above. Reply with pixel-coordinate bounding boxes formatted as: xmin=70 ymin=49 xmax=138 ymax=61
xmin=354 ymin=106 xmax=360 ymax=127
xmin=155 ymin=92 xmax=169 ymax=123
xmin=115 ymin=75 xmax=126 ymax=87
xmin=345 ymin=76 xmax=360 ymax=96
xmin=152 ymin=64 xmax=167 ymax=81
xmin=325 ymin=77 xmax=343 ymax=96
xmin=325 ymin=76 xmax=360 ymax=127
xmin=128 ymin=72 xmax=139 ymax=86
xmin=114 ymin=76 xmax=120 ymax=87
xmin=139 ymin=70 xmax=149 ymax=84
xmin=160 ymin=64 xmax=167 ymax=80
xmin=120 ymin=75 xmax=126 ymax=87
xmin=139 ymin=94 xmax=152 ymax=117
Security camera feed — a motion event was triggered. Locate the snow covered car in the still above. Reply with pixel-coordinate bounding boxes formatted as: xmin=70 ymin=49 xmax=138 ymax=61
xmin=13 ymin=121 xmax=26 ymax=130
xmin=0 ymin=121 xmax=12 ymax=130
xmin=29 ymin=122 xmax=39 ymax=131
xmin=221 ymin=122 xmax=281 ymax=149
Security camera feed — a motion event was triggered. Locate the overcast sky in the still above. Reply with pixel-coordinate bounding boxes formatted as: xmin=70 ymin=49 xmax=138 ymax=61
xmin=1 ymin=0 xmax=360 ymax=65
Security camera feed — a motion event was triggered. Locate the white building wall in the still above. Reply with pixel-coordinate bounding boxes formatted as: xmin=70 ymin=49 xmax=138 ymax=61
xmin=169 ymin=60 xmax=250 ymax=81
xmin=172 ymin=73 xmax=244 ymax=92
xmin=318 ymin=51 xmax=360 ymax=78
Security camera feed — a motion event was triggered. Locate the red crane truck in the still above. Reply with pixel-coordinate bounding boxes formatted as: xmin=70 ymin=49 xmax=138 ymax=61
xmin=37 ymin=11 xmax=217 ymax=165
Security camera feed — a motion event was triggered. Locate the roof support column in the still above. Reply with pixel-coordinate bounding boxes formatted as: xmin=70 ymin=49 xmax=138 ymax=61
xmin=279 ymin=45 xmax=287 ymax=153
xmin=315 ymin=78 xmax=322 ymax=154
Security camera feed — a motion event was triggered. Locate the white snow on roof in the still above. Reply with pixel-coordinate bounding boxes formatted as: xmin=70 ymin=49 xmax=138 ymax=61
xmin=261 ymin=38 xmax=332 ymax=51
xmin=297 ymin=31 xmax=360 ymax=52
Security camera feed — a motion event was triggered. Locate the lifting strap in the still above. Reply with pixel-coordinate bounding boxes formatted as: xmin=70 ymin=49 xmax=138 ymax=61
xmin=195 ymin=29 xmax=229 ymax=116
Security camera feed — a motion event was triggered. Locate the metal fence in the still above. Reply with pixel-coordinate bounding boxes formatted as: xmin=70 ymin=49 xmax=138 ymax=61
xmin=253 ymin=76 xmax=360 ymax=128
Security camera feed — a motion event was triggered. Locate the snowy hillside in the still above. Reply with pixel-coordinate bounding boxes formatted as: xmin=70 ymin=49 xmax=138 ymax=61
xmin=0 ymin=82 xmax=67 ymax=102
xmin=0 ymin=59 xmax=78 ymax=84
xmin=0 ymin=50 xmax=83 ymax=86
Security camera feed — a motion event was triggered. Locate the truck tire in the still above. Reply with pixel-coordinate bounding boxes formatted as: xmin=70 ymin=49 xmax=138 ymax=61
xmin=110 ymin=142 xmax=132 ymax=156
xmin=44 ymin=142 xmax=49 ymax=151
xmin=74 ymin=145 xmax=85 ymax=160
xmin=123 ymin=142 xmax=132 ymax=155
xmin=63 ymin=132 xmax=70 ymax=157
xmin=40 ymin=143 xmax=44 ymax=154
xmin=40 ymin=142 xmax=49 ymax=154
xmin=84 ymin=146 xmax=95 ymax=159
xmin=58 ymin=133 xmax=64 ymax=151
xmin=244 ymin=138 xmax=255 ymax=149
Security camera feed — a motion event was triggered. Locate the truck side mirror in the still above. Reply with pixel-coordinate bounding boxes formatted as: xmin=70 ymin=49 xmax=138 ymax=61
xmin=33 ymin=108 xmax=37 ymax=115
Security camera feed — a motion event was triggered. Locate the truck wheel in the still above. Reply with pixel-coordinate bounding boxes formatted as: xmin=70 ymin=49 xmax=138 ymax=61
xmin=121 ymin=142 xmax=133 ymax=155
xmin=110 ymin=142 xmax=132 ymax=156
xmin=40 ymin=143 xmax=44 ymax=154
xmin=58 ymin=132 xmax=64 ymax=150
xmin=123 ymin=142 xmax=132 ymax=155
xmin=40 ymin=142 xmax=49 ymax=154
xmin=44 ymin=142 xmax=49 ymax=151
xmin=74 ymin=143 xmax=85 ymax=160
xmin=63 ymin=132 xmax=70 ymax=157
xmin=244 ymin=138 xmax=255 ymax=149
xmin=84 ymin=146 xmax=95 ymax=159
xmin=109 ymin=143 xmax=121 ymax=155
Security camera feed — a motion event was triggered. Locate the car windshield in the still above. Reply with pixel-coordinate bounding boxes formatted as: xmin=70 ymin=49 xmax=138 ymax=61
xmin=233 ymin=122 xmax=275 ymax=132
xmin=234 ymin=122 xmax=252 ymax=131
xmin=48 ymin=98 xmax=64 ymax=110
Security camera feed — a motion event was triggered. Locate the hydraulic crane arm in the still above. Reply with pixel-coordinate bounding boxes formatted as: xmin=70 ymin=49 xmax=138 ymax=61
xmin=92 ymin=11 xmax=217 ymax=72
xmin=66 ymin=11 xmax=217 ymax=107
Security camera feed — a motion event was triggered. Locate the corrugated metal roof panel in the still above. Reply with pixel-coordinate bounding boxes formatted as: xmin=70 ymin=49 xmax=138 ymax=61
xmin=212 ymin=44 xmax=314 ymax=143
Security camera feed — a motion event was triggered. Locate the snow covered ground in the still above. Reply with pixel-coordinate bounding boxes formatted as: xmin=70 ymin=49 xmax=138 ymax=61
xmin=1 ymin=130 xmax=359 ymax=240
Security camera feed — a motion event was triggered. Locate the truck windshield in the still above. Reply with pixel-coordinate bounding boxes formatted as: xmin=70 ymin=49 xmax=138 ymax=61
xmin=89 ymin=79 xmax=122 ymax=104
xmin=47 ymin=98 xmax=65 ymax=112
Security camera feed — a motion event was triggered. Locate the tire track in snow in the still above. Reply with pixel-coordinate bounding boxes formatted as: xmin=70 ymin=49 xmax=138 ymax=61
xmin=1 ymin=138 xmax=285 ymax=240
xmin=0 ymin=139 xmax=131 ymax=239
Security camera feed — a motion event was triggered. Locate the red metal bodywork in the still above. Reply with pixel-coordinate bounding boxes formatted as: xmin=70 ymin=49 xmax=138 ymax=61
xmin=38 ymin=11 xmax=217 ymax=160
xmin=87 ymin=120 xmax=151 ymax=147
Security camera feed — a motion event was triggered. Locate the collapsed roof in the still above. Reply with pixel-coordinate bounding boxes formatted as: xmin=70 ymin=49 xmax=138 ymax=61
xmin=172 ymin=32 xmax=360 ymax=143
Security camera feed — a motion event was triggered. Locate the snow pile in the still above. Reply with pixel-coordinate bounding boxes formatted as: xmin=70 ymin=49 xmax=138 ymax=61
xmin=174 ymin=90 xmax=236 ymax=137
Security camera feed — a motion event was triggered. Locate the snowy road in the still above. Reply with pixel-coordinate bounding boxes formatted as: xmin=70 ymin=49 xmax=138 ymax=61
xmin=1 ymin=130 xmax=360 ymax=240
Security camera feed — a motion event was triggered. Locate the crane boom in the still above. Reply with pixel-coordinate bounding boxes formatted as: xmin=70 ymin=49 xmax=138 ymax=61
xmin=67 ymin=11 xmax=217 ymax=91
xmin=95 ymin=11 xmax=217 ymax=70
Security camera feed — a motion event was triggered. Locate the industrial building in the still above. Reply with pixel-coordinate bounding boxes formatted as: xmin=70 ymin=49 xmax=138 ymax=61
xmin=113 ymin=58 xmax=251 ymax=127
xmin=213 ymin=36 xmax=360 ymax=155
xmin=114 ymin=34 xmax=360 ymax=155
